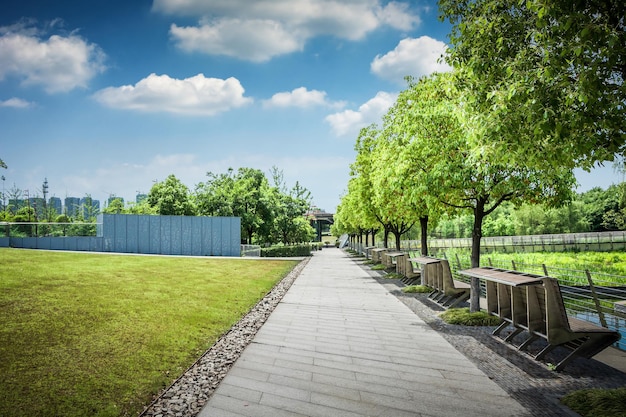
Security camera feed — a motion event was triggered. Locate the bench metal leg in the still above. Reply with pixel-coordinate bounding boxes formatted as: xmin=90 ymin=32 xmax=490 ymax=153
xmin=504 ymin=327 xmax=524 ymax=343
xmin=535 ymin=344 xmax=556 ymax=361
xmin=492 ymin=321 xmax=510 ymax=336
xmin=517 ymin=334 xmax=539 ymax=351
xmin=446 ymin=293 xmax=470 ymax=308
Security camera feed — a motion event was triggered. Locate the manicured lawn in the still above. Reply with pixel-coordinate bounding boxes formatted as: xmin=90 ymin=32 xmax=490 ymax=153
xmin=0 ymin=249 xmax=299 ymax=417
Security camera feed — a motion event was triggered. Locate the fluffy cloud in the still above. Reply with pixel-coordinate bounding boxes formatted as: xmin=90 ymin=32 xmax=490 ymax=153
xmin=170 ymin=19 xmax=302 ymax=62
xmin=263 ymin=87 xmax=345 ymax=109
xmin=0 ymin=25 xmax=106 ymax=93
xmin=371 ymin=36 xmax=451 ymax=84
xmin=0 ymin=97 xmax=33 ymax=108
xmin=325 ymin=91 xmax=398 ymax=137
xmin=93 ymin=73 xmax=253 ymax=116
xmin=156 ymin=0 xmax=421 ymax=61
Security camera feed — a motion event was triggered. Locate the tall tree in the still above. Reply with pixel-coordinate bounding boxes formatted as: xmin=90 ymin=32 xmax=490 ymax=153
xmin=440 ymin=0 xmax=626 ymax=170
xmin=148 ymin=174 xmax=195 ymax=216
xmin=406 ymin=73 xmax=576 ymax=311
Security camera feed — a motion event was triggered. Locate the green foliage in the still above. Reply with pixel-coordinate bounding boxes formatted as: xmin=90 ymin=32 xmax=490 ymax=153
xmin=561 ymin=387 xmax=626 ymax=417
xmin=439 ymin=308 xmax=503 ymax=326
xmin=440 ymin=0 xmax=626 ymax=168
xmin=101 ymin=198 xmax=125 ymax=214
xmin=402 ymin=285 xmax=432 ymax=293
xmin=148 ymin=174 xmax=195 ymax=216
xmin=196 ymin=167 xmax=313 ymax=246
xmin=261 ymin=245 xmax=313 ymax=257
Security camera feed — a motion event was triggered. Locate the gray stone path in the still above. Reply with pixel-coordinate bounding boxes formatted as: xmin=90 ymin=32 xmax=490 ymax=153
xmin=199 ymin=248 xmax=530 ymax=416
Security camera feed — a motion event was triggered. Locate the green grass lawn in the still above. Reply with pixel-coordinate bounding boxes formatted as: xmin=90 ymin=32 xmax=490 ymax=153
xmin=0 ymin=248 xmax=299 ymax=417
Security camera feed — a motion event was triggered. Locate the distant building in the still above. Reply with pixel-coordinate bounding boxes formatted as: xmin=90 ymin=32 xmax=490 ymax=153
xmin=65 ymin=197 xmax=81 ymax=218
xmin=29 ymin=197 xmax=46 ymax=220
xmin=306 ymin=208 xmax=334 ymax=242
xmin=81 ymin=197 xmax=100 ymax=220
xmin=7 ymin=198 xmax=24 ymax=214
xmin=49 ymin=197 xmax=62 ymax=216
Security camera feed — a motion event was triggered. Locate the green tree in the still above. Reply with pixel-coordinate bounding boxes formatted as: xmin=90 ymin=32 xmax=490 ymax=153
xmin=407 ymin=73 xmax=575 ymax=311
xmin=440 ymin=0 xmax=626 ymax=170
xmin=148 ymin=174 xmax=195 ymax=216
xmin=195 ymin=169 xmax=236 ymax=217
xmin=579 ymin=187 xmax=620 ymax=232
xmin=102 ymin=198 xmax=125 ymax=214
xmin=125 ymin=199 xmax=158 ymax=215
xmin=270 ymin=175 xmax=313 ymax=245
xmin=196 ymin=167 xmax=278 ymax=245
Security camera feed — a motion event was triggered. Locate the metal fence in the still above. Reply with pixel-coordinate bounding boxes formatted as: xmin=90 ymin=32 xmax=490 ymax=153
xmin=241 ymin=245 xmax=261 ymax=257
xmin=0 ymin=221 xmax=98 ymax=238
xmin=403 ymin=231 xmax=626 ymax=253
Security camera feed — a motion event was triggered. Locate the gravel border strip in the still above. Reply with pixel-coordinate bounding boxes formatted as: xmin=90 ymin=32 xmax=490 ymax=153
xmin=139 ymin=257 xmax=310 ymax=417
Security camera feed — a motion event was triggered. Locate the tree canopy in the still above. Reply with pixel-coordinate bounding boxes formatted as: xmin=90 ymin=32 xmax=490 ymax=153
xmin=439 ymin=0 xmax=626 ymax=169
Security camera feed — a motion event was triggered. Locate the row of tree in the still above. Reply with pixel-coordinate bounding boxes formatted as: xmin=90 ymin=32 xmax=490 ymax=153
xmin=428 ymin=183 xmax=626 ymax=239
xmin=0 ymin=165 xmax=317 ymax=246
xmin=331 ymin=0 xmax=625 ymax=311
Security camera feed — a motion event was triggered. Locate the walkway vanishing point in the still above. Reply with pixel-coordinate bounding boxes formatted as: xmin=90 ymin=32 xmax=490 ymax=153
xmin=198 ymin=248 xmax=626 ymax=417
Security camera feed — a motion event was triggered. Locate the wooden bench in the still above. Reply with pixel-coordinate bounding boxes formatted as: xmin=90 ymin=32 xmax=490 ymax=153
xmin=460 ymin=267 xmax=544 ymax=340
xmin=396 ymin=254 xmax=420 ymax=285
xmin=370 ymin=248 xmax=387 ymax=264
xmin=411 ymin=256 xmax=470 ymax=308
xmin=438 ymin=259 xmax=471 ymax=308
xmin=381 ymin=251 xmax=405 ymax=269
xmin=528 ymin=277 xmax=620 ymax=371
xmin=459 ymin=267 xmax=621 ymax=371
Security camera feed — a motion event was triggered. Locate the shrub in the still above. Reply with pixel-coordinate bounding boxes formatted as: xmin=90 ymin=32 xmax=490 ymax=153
xmin=561 ymin=387 xmax=626 ymax=417
xmin=402 ymin=285 xmax=432 ymax=293
xmin=261 ymin=245 xmax=313 ymax=257
xmin=440 ymin=308 xmax=503 ymax=326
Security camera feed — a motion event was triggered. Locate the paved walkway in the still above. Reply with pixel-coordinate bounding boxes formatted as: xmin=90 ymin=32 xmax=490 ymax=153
xmin=199 ymin=248 xmax=530 ymax=416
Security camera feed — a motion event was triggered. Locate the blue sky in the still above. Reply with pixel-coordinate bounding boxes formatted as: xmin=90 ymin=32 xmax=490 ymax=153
xmin=0 ymin=0 xmax=621 ymax=213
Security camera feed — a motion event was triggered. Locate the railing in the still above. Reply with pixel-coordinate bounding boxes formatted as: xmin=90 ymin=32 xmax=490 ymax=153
xmin=0 ymin=221 xmax=99 ymax=237
xmin=403 ymin=231 xmax=626 ymax=253
xmin=241 ymin=245 xmax=261 ymax=257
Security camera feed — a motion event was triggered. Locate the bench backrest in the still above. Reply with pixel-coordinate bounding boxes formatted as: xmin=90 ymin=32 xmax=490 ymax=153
xmin=526 ymin=283 xmax=547 ymax=336
xmin=542 ymin=277 xmax=576 ymax=344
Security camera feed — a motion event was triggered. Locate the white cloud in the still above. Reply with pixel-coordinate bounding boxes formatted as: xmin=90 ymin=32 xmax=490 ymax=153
xmin=371 ymin=36 xmax=451 ymax=84
xmin=376 ymin=1 xmax=421 ymax=31
xmin=170 ymin=19 xmax=302 ymax=62
xmin=263 ymin=87 xmax=345 ymax=109
xmin=156 ymin=0 xmax=421 ymax=61
xmin=0 ymin=25 xmax=106 ymax=93
xmin=92 ymin=73 xmax=253 ymax=116
xmin=0 ymin=97 xmax=33 ymax=108
xmin=325 ymin=91 xmax=398 ymax=137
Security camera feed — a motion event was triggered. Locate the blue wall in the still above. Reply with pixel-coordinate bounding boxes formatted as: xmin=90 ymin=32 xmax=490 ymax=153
xmin=0 ymin=215 xmax=241 ymax=257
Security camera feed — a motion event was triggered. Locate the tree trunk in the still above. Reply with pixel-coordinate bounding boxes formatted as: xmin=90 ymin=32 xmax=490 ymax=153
xmin=470 ymin=200 xmax=486 ymax=312
xmin=420 ymin=216 xmax=428 ymax=255
xmin=371 ymin=229 xmax=376 ymax=247
xmin=383 ymin=226 xmax=390 ymax=248
xmin=394 ymin=232 xmax=401 ymax=251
